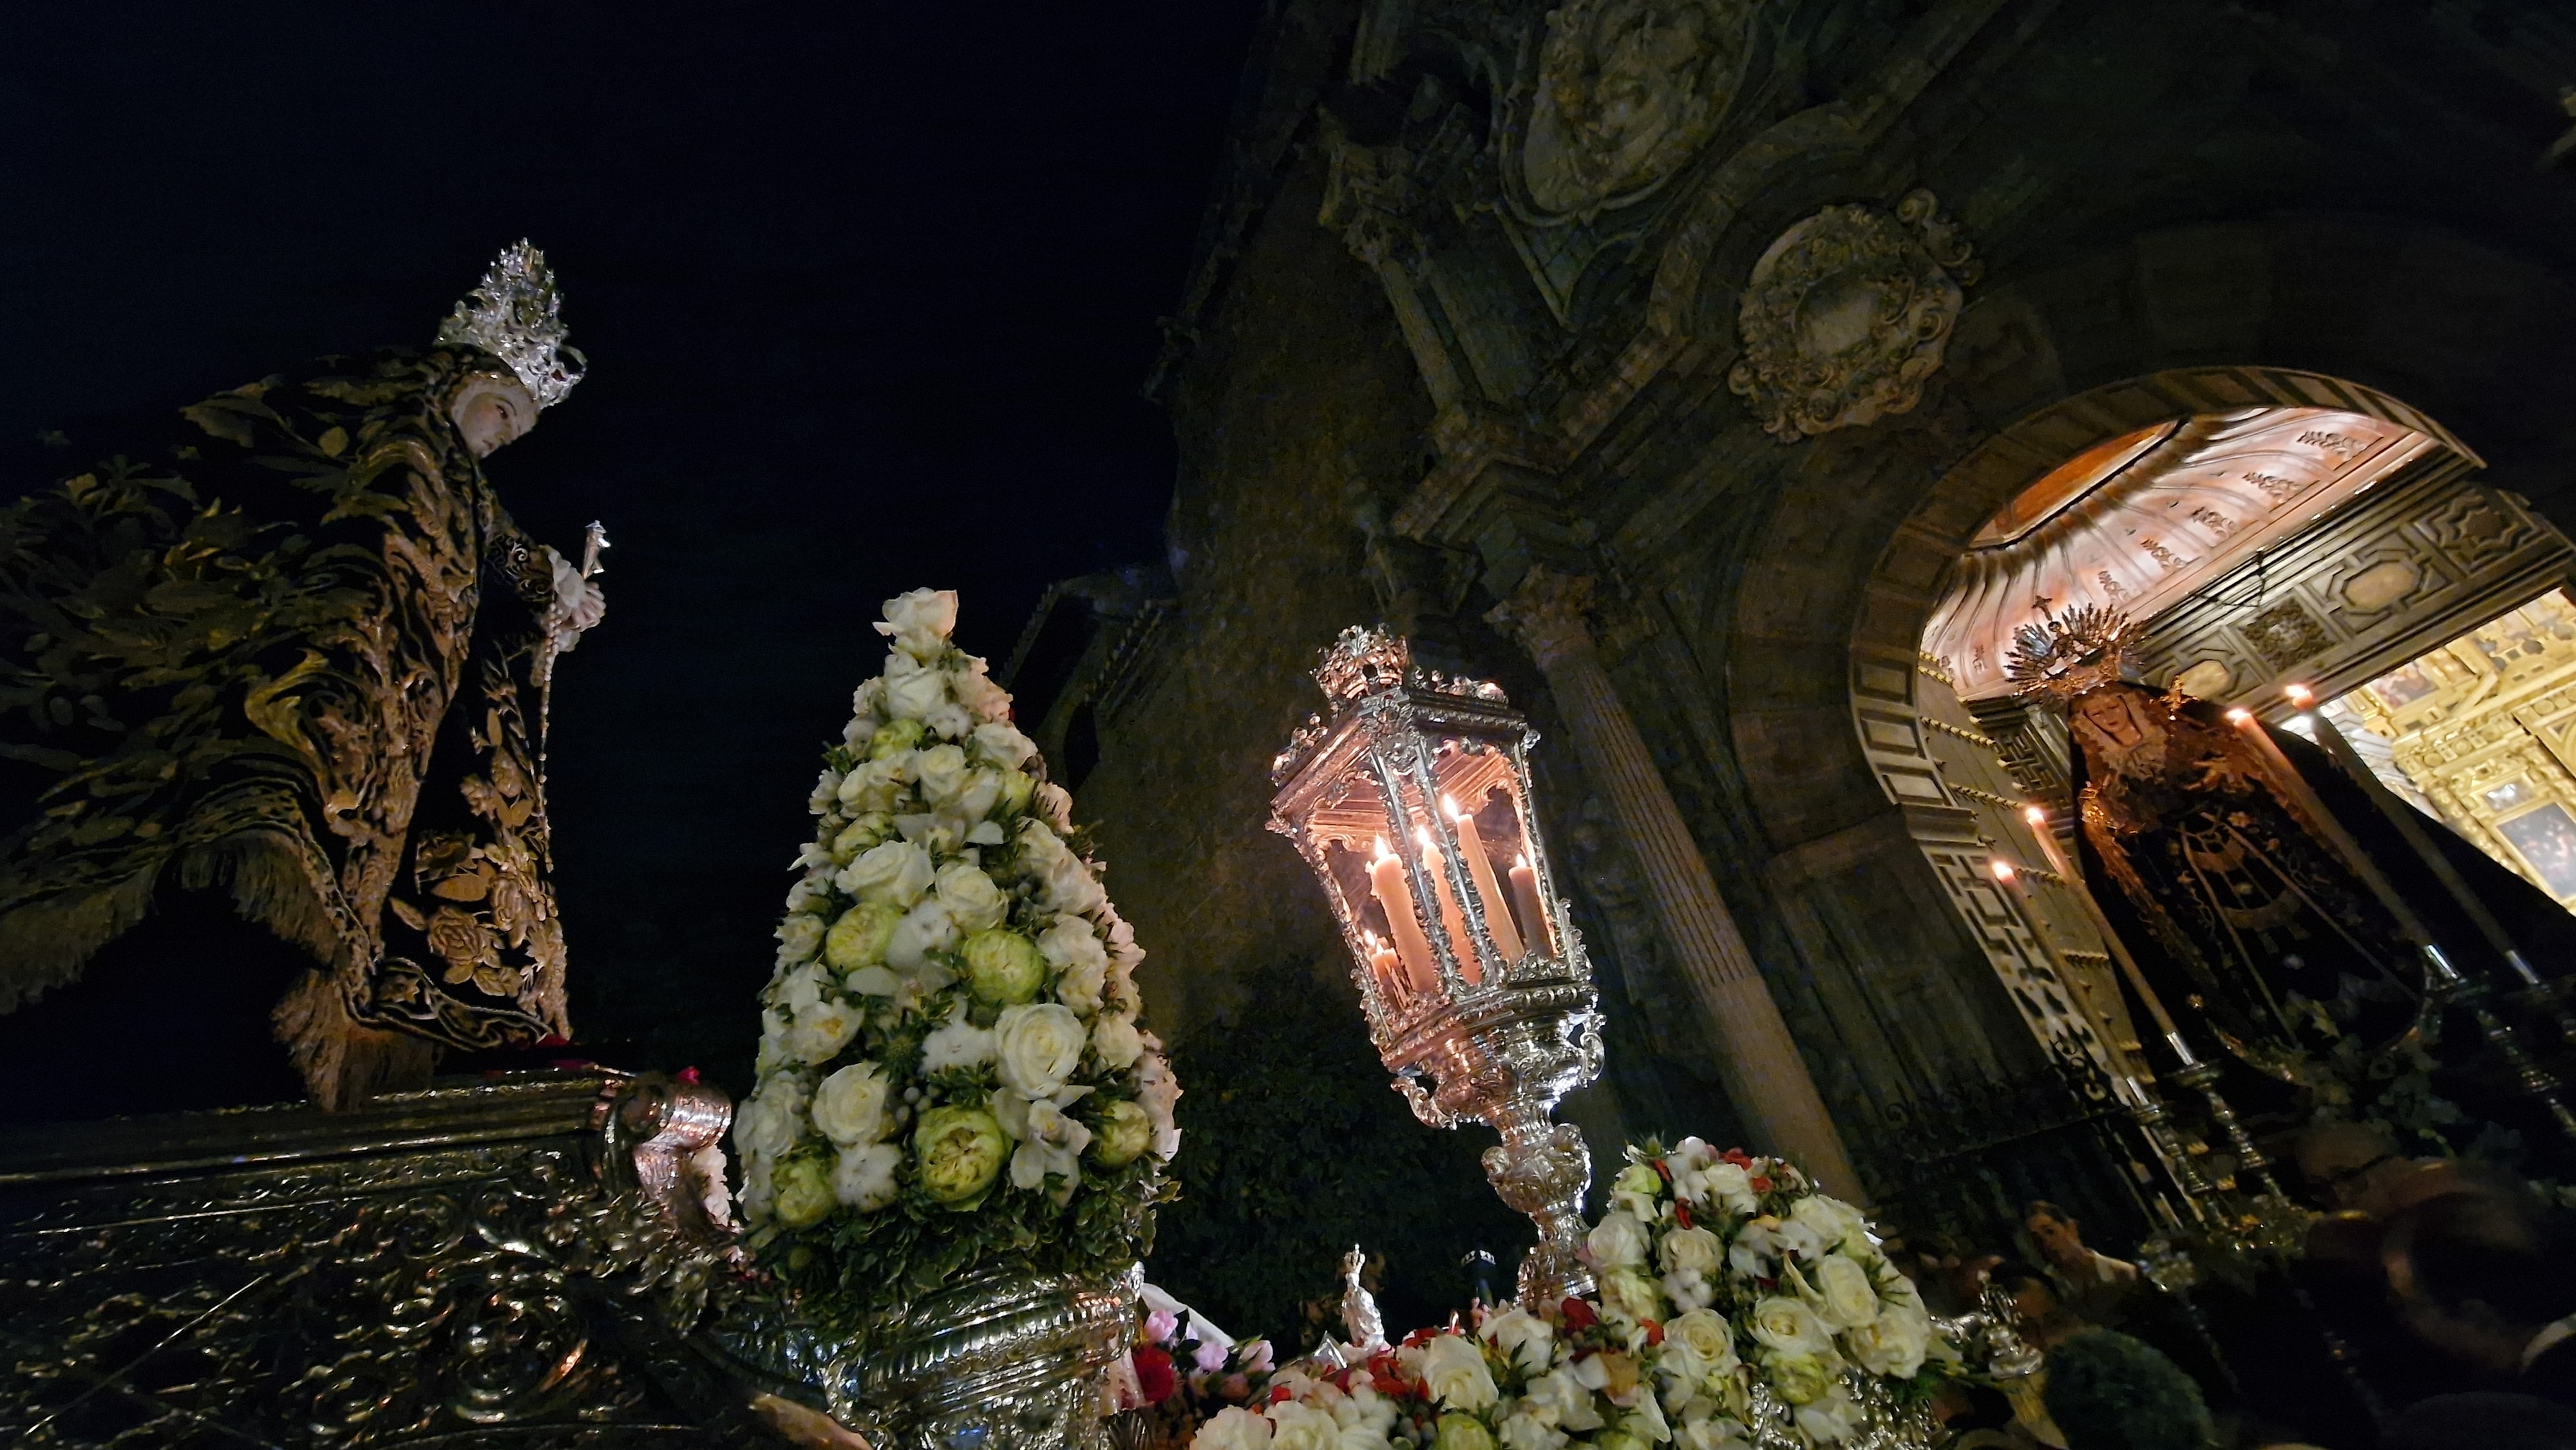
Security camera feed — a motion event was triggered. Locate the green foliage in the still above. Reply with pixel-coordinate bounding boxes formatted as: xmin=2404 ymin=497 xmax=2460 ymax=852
xmin=2040 ymin=1330 xmax=2215 ymax=1450
xmin=1147 ymin=959 xmax=1529 ymax=1346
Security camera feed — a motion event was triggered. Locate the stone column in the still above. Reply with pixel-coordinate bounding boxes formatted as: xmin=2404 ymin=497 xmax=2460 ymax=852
xmin=1491 ymin=567 xmax=1864 ymax=1200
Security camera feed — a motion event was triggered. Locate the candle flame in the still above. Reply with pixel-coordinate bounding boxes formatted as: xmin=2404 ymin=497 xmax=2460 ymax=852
xmin=1515 ymin=854 xmax=1529 ymax=869
xmin=2225 ymin=707 xmax=2255 ymax=726
xmin=2022 ymin=804 xmax=2047 ymax=825
xmin=1443 ymin=793 xmax=1464 ymax=818
xmin=2284 ymin=683 xmax=2315 ymax=708
xmin=1416 ymin=825 xmax=1436 ymax=849
xmin=1374 ymin=836 xmax=1391 ymax=860
xmin=1989 ymin=859 xmax=2016 ymax=883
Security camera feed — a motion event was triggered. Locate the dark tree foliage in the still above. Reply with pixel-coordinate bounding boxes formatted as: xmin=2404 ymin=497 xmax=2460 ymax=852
xmin=1148 ymin=959 xmax=1530 ymax=1346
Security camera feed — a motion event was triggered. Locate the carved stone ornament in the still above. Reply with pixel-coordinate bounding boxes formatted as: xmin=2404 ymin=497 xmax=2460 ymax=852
xmin=1727 ymin=189 xmax=1980 ymax=442
xmin=1520 ymin=0 xmax=1752 ymax=218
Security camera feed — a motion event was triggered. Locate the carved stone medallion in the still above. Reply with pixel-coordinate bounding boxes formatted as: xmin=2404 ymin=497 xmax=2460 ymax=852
xmin=1727 ymin=190 xmax=1979 ymax=442
xmin=1520 ymin=0 xmax=1752 ymax=218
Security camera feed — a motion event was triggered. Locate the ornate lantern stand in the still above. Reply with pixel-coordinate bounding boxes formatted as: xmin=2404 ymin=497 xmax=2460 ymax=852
xmin=1271 ymin=626 xmax=1604 ymax=1305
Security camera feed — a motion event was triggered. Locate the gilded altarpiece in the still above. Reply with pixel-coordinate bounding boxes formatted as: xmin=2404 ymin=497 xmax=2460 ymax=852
xmin=2333 ymin=590 xmax=2576 ymax=912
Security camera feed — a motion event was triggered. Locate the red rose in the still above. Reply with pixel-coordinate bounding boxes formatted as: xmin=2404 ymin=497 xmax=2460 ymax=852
xmin=1749 ymin=1176 xmax=1773 ymax=1194
xmin=1721 ymin=1147 xmax=1752 ymax=1167
xmin=1642 ymin=1320 xmax=1665 ymax=1346
xmin=1653 ymin=1157 xmax=1672 ymax=1182
xmin=1134 ymin=1345 xmax=1177 ymax=1404
xmin=1271 ymin=1386 xmax=1293 ymax=1406
xmin=1674 ymin=1201 xmax=1693 ymax=1229
xmin=1559 ymin=1297 xmax=1598 ymax=1330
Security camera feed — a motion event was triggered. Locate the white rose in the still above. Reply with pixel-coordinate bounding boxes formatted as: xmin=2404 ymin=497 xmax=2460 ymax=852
xmin=971 ymin=719 xmax=1039 ymax=769
xmin=1729 ymin=1219 xmax=1781 ymax=1278
xmin=936 ymin=860 xmax=1009 ymax=933
xmin=953 ymin=664 xmax=1012 ymax=723
xmin=842 ymin=839 xmax=934 ymax=908
xmin=1841 ymin=1305 xmax=1931 ymax=1380
xmin=953 ymin=767 xmax=1004 ymax=821
xmin=1268 ymin=1401 xmax=1340 ymax=1450
xmin=808 ymin=767 xmax=844 ymax=813
xmin=1477 ymin=1305 xmax=1555 ymax=1375
xmin=886 ymin=897 xmax=960 ymax=970
xmin=1789 ymin=1195 xmax=1869 ymax=1252
xmin=733 ymin=1073 xmax=810 ymax=1160
xmin=1193 ymin=1407 xmax=1273 ymax=1450
xmin=1091 ymin=1012 xmax=1145 ymax=1069
xmin=1586 ymin=1210 xmax=1653 ymax=1269
xmin=773 ymin=961 xmax=829 ymax=1012
xmin=1041 ymin=852 xmax=1104 ymax=916
xmin=1747 ymin=1297 xmax=1834 ymax=1358
xmin=1417 ymin=1332 xmax=1497 ymax=1411
xmin=811 ymin=1062 xmax=891 ymax=1145
xmin=916 ymin=744 xmax=972 ymax=805
xmin=1809 ymin=1253 xmax=1881 ymax=1330
xmin=1772 ymin=1217 xmax=1828 ymax=1262
xmin=1659 ymin=1308 xmax=1740 ymax=1384
xmin=1045 ymin=918 xmax=1110 ymax=1012
xmin=833 ymin=1142 xmax=903 ymax=1210
xmin=875 ymin=587 xmax=959 ymax=659
xmin=886 ymin=665 xmax=949 ymax=722
xmin=738 ymin=1153 xmax=775 ymax=1224
xmin=1658 ymin=1224 xmax=1723 ymax=1277
xmin=995 ymin=1002 xmax=1086 ymax=1098
xmin=781 ymin=999 xmax=864 ymax=1064
xmin=922 ymin=1004 xmax=998 ymax=1073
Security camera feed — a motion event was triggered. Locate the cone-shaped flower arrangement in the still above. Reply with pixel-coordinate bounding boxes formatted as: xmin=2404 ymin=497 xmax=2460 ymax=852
xmin=734 ymin=588 xmax=1177 ymax=1328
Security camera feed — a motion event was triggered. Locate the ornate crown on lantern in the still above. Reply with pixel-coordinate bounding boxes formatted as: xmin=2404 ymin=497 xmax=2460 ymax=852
xmin=2003 ymin=598 xmax=2144 ymax=702
xmin=1313 ymin=625 xmax=1415 ymax=706
xmin=436 ymin=240 xmax=585 ymax=409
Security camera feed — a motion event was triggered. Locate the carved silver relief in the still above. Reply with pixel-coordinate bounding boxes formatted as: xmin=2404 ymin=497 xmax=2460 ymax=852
xmin=1728 ymin=189 xmax=1980 ymax=442
xmin=1517 ymin=0 xmax=1754 ymax=219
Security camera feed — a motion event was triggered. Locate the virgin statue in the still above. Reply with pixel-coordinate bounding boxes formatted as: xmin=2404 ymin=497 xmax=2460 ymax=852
xmin=2007 ymin=605 xmax=2427 ymax=1107
xmin=0 ymin=243 xmax=605 ymax=1113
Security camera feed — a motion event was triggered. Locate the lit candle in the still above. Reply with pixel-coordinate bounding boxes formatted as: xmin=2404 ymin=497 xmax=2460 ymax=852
xmin=1445 ymin=795 xmax=1524 ymax=961
xmin=1368 ymin=838 xmax=1439 ymax=992
xmin=1417 ymin=826 xmax=1480 ymax=984
xmin=1508 ymin=854 xmax=1551 ymax=957
xmin=1363 ymin=929 xmax=1404 ymax=1001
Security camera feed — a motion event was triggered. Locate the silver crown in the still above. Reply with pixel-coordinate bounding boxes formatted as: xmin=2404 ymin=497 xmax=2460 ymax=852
xmin=435 ymin=241 xmax=585 ymax=409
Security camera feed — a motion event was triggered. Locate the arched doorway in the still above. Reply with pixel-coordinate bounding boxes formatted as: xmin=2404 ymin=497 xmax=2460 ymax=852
xmin=1850 ymin=365 xmax=2576 ymax=1227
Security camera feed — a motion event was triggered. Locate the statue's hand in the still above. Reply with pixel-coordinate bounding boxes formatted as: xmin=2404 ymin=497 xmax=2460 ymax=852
xmin=542 ymin=545 xmax=606 ymax=656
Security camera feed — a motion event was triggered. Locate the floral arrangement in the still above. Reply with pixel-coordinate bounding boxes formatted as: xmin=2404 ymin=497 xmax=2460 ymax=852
xmin=1188 ymin=1140 xmax=1949 ymax=1450
xmin=1121 ymin=1301 xmax=1283 ymax=1447
xmin=730 ymin=588 xmax=1179 ymax=1330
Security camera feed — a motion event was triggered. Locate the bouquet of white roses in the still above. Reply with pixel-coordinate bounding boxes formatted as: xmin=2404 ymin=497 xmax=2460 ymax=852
xmin=1191 ymin=1140 xmax=1949 ymax=1450
xmin=732 ymin=588 xmax=1179 ymax=1331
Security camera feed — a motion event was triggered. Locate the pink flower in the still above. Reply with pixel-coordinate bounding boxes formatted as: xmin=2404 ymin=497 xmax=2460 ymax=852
xmin=1146 ymin=1308 xmax=1180 ymax=1344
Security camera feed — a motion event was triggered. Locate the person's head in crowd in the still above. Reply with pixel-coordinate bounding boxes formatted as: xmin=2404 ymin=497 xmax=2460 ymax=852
xmin=1990 ymin=1259 xmax=2083 ymax=1345
xmin=2026 ymin=1200 xmax=2092 ymax=1268
xmin=2041 ymin=1330 xmax=2216 ymax=1450
xmin=2386 ymin=1176 xmax=2576 ymax=1380
xmin=2295 ymin=1118 xmax=2413 ymax=1216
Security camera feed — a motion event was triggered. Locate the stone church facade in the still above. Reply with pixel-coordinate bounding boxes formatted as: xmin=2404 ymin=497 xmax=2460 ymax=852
xmin=1014 ymin=0 xmax=2576 ymax=1239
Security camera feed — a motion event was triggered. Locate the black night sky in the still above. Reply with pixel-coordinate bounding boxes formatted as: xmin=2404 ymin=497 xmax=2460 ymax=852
xmin=0 ymin=5 xmax=1262 ymax=1095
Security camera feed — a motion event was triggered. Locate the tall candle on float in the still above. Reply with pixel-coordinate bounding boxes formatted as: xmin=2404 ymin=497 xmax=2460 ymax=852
xmin=1509 ymin=854 xmax=1550 ymax=956
xmin=1417 ymin=825 xmax=1481 ymax=984
xmin=1445 ymin=793 xmax=1525 ymax=961
xmin=1368 ymin=838 xmax=1439 ymax=992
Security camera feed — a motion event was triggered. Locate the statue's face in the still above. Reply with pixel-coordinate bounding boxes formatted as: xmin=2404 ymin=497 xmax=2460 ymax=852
xmin=449 ymin=374 xmax=538 ymax=457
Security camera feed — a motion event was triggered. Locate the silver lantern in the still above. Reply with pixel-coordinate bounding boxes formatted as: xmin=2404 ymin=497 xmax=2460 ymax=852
xmin=1269 ymin=625 xmax=1604 ymax=1304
